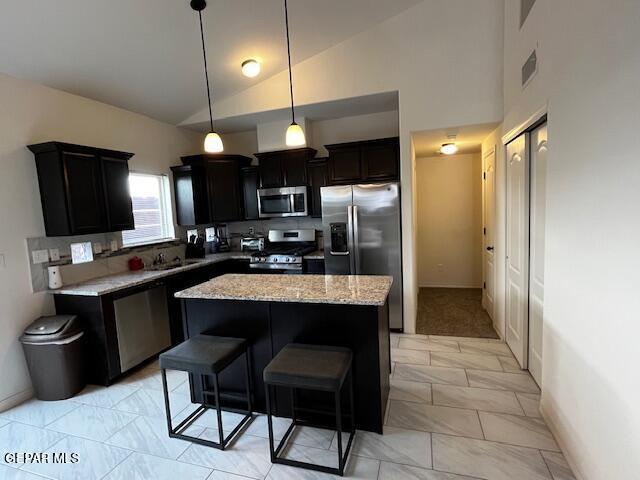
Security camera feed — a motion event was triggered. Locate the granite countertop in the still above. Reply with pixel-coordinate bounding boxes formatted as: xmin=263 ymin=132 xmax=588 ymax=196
xmin=48 ymin=252 xmax=252 ymax=296
xmin=175 ymin=273 xmax=393 ymax=306
xmin=48 ymin=250 xmax=325 ymax=297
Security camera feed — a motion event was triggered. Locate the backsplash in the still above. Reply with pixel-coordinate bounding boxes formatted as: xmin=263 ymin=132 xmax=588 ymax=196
xmin=175 ymin=216 xmax=325 ymax=251
xmin=26 ymin=232 xmax=183 ymax=293
xmin=28 ymin=217 xmax=324 ymax=293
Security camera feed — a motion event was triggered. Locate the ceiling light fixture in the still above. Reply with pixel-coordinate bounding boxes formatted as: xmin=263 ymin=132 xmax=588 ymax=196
xmin=283 ymin=0 xmax=305 ymax=147
xmin=440 ymin=143 xmax=459 ymax=155
xmin=191 ymin=0 xmax=223 ymax=153
xmin=241 ymin=59 xmax=261 ymax=78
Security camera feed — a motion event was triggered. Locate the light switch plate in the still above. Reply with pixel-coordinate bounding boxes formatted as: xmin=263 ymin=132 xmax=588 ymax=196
xmin=32 ymin=249 xmax=49 ymax=264
xmin=49 ymin=248 xmax=60 ymax=261
xmin=70 ymin=242 xmax=94 ymax=264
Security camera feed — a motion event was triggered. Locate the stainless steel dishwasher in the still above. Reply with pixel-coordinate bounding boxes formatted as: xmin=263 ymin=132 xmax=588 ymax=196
xmin=113 ymin=282 xmax=172 ymax=373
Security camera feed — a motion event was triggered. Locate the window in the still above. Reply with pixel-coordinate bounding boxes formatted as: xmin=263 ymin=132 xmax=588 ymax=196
xmin=122 ymin=173 xmax=175 ymax=246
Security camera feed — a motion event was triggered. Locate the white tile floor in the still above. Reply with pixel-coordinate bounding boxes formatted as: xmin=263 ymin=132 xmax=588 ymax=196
xmin=0 ymin=334 xmax=576 ymax=480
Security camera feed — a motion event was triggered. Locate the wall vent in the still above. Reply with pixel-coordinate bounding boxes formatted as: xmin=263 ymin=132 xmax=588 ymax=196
xmin=522 ymin=50 xmax=538 ymax=88
xmin=520 ymin=0 xmax=537 ymax=28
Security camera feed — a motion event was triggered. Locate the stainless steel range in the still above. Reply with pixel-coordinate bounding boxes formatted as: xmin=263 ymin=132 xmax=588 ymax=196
xmin=249 ymin=229 xmax=316 ymax=272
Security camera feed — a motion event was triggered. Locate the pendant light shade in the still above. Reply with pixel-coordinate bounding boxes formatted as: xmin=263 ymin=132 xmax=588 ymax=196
xmin=204 ymin=132 xmax=224 ymax=153
xmin=192 ymin=0 xmax=223 ymax=153
xmin=286 ymin=122 xmax=306 ymax=147
xmin=283 ymin=0 xmax=305 ymax=147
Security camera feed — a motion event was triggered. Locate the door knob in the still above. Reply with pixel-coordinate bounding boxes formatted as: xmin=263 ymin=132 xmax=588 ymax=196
xmin=486 ymin=246 xmax=494 ymax=252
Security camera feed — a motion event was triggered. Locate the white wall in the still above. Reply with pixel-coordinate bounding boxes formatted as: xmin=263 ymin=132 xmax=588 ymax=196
xmin=256 ymin=118 xmax=310 ymax=153
xmin=310 ymin=110 xmax=399 ymax=157
xmin=0 ymin=73 xmax=201 ymax=410
xmin=502 ymin=1 xmax=640 ymax=478
xmin=222 ymin=130 xmax=259 ymax=159
xmin=182 ymin=0 xmax=505 ymax=332
xmin=416 ymin=154 xmax=482 ymax=288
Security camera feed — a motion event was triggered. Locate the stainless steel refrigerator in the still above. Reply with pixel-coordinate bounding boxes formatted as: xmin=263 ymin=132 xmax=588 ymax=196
xmin=321 ymin=183 xmax=403 ymax=330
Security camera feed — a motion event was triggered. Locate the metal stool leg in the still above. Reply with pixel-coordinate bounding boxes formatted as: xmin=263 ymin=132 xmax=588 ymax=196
xmin=161 ymin=369 xmax=173 ymax=435
xmin=212 ymin=373 xmax=225 ymax=448
xmin=335 ymin=389 xmax=344 ymax=474
xmin=265 ymin=384 xmax=276 ymax=462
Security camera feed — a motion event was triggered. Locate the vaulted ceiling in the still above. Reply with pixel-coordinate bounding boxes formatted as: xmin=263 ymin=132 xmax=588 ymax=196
xmin=0 ymin=0 xmax=422 ymax=125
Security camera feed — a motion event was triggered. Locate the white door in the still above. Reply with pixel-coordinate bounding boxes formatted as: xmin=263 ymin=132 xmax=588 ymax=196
xmin=505 ymin=134 xmax=530 ymax=368
xmin=482 ymin=148 xmax=496 ymax=320
xmin=528 ymin=124 xmax=547 ymax=386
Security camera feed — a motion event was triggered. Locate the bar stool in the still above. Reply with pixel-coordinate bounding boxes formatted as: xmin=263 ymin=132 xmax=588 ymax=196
xmin=159 ymin=334 xmax=253 ymax=450
xmin=263 ymin=343 xmax=356 ymax=476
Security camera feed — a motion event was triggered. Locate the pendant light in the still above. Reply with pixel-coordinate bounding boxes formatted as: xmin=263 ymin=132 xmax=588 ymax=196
xmin=191 ymin=0 xmax=223 ymax=153
xmin=283 ymin=0 xmax=306 ymax=147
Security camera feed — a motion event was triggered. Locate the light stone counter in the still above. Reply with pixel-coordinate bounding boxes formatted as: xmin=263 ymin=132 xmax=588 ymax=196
xmin=175 ymin=273 xmax=392 ymax=306
xmin=48 ymin=252 xmax=252 ymax=296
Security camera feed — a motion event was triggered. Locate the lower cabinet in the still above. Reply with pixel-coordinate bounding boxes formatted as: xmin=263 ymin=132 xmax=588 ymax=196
xmin=53 ymin=258 xmax=324 ymax=385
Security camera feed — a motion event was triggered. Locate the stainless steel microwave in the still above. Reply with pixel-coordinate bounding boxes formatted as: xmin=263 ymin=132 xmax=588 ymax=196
xmin=257 ymin=186 xmax=308 ymax=218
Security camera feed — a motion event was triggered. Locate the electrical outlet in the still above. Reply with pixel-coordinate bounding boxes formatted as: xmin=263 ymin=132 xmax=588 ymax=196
xmin=93 ymin=242 xmax=103 ymax=254
xmin=49 ymin=248 xmax=60 ymax=261
xmin=32 ymin=249 xmax=49 ymax=264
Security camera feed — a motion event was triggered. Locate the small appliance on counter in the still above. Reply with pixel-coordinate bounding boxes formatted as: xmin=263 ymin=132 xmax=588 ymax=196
xmin=185 ymin=235 xmax=206 ymax=259
xmin=128 ymin=256 xmax=145 ymax=271
xmin=208 ymin=225 xmax=230 ymax=253
xmin=241 ymin=236 xmax=265 ymax=252
xmin=48 ymin=266 xmax=63 ymax=289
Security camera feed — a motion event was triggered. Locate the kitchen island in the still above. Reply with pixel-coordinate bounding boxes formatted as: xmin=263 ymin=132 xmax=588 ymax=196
xmin=175 ymin=273 xmax=393 ymax=433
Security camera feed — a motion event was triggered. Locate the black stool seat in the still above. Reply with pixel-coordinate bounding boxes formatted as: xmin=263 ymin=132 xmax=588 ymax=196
xmin=263 ymin=343 xmax=352 ymax=392
xmin=158 ymin=334 xmax=253 ymax=451
xmin=160 ymin=335 xmax=246 ymax=375
xmin=263 ymin=343 xmax=355 ymax=476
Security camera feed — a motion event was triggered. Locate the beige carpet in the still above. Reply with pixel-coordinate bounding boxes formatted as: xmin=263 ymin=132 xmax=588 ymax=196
xmin=416 ymin=287 xmax=499 ymax=338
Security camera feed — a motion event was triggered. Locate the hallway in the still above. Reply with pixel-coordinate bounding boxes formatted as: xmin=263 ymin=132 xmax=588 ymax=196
xmin=417 ymin=288 xmax=499 ymax=339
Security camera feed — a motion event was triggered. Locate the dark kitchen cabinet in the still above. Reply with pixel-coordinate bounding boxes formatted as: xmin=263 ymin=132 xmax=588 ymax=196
xmin=326 ymin=137 xmax=399 ymax=185
xmin=255 ymin=148 xmax=317 ymax=188
xmin=102 ymin=156 xmax=135 ymax=232
xmin=241 ymin=166 xmax=260 ymax=220
xmin=307 ymin=158 xmax=328 ymax=217
xmin=172 ymin=154 xmax=251 ymax=226
xmin=28 ymin=142 xmax=134 ymax=236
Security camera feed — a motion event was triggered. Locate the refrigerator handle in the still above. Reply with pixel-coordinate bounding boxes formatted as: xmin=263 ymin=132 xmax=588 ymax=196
xmin=353 ymin=205 xmax=360 ymax=274
xmin=347 ymin=205 xmax=356 ymax=273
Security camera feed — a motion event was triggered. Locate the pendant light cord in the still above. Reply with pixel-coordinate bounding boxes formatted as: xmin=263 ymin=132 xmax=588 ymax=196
xmin=198 ymin=10 xmax=215 ymax=133
xmin=284 ymin=0 xmax=295 ymax=124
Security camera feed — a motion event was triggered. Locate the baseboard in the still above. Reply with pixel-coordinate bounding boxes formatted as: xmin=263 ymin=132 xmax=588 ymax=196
xmin=0 ymin=387 xmax=33 ymax=413
xmin=419 ymin=284 xmax=483 ymax=289
xmin=540 ymin=401 xmax=586 ymax=480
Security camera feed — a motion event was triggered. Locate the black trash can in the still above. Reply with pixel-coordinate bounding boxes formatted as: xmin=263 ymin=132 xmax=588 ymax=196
xmin=20 ymin=315 xmax=86 ymax=400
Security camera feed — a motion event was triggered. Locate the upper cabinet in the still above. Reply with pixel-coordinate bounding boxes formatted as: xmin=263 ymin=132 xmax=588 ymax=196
xmin=307 ymin=158 xmax=328 ymax=218
xmin=255 ymin=148 xmax=317 ymax=188
xmin=172 ymin=154 xmax=251 ymax=226
xmin=326 ymin=137 xmax=399 ymax=185
xmin=28 ymin=142 xmax=134 ymax=237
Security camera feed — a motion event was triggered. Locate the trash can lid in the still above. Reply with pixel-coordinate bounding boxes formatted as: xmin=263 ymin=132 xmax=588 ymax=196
xmin=21 ymin=315 xmax=81 ymax=344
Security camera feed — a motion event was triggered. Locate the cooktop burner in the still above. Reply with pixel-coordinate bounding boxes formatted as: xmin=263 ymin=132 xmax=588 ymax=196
xmin=251 ymin=245 xmax=316 ymax=257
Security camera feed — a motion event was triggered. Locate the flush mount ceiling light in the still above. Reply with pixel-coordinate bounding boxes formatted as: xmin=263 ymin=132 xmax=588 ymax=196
xmin=191 ymin=0 xmax=223 ymax=153
xmin=440 ymin=143 xmax=459 ymax=155
xmin=283 ymin=0 xmax=306 ymax=147
xmin=440 ymin=134 xmax=459 ymax=155
xmin=241 ymin=59 xmax=261 ymax=78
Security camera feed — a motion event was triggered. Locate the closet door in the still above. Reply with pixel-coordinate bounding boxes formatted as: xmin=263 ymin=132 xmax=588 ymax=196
xmin=505 ymin=134 xmax=529 ymax=368
xmin=528 ymin=123 xmax=548 ymax=386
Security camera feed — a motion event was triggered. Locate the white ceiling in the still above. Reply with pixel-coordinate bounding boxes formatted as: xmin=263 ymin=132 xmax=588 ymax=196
xmin=0 ymin=0 xmax=422 ymax=125
xmin=412 ymin=122 xmax=500 ymax=157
